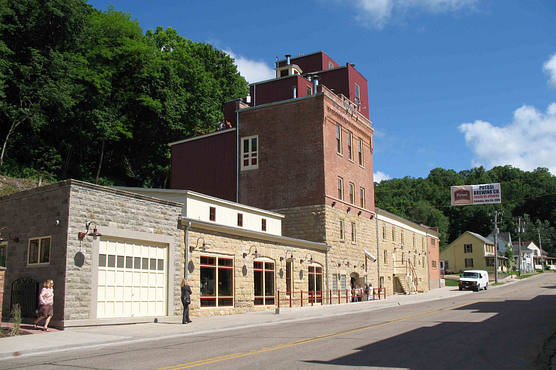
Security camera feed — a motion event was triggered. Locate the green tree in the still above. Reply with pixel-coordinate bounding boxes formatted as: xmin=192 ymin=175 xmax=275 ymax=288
xmin=0 ymin=0 xmax=91 ymax=173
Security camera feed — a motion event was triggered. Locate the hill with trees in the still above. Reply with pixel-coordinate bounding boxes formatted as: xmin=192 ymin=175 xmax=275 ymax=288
xmin=375 ymin=166 xmax=556 ymax=256
xmin=0 ymin=0 xmax=247 ymax=187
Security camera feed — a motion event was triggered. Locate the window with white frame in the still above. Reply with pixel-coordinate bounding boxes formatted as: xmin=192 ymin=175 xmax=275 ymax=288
xmin=382 ymin=226 xmax=386 ymax=240
xmin=241 ymin=136 xmax=258 ymax=170
xmin=349 ymin=182 xmax=355 ymax=204
xmin=464 ymin=244 xmax=473 ymax=253
xmin=338 ymin=177 xmax=344 ymax=200
xmin=254 ymin=259 xmax=274 ymax=305
xmin=358 ymin=139 xmax=364 ymax=166
xmin=332 ymin=273 xmax=338 ymax=291
xmin=347 ymin=132 xmax=353 ymax=161
xmin=340 ymin=274 xmax=347 ymax=291
xmin=328 ymin=61 xmax=334 ymax=69
xmin=339 ymin=220 xmax=345 ymax=241
xmin=28 ymin=236 xmax=51 ymax=265
xmin=0 ymin=242 xmax=6 ymax=267
xmin=336 ymin=125 xmax=342 ymax=154
xmin=351 ymin=222 xmax=356 ymax=243
xmin=360 ymin=187 xmax=365 ymax=208
xmin=465 ymin=258 xmax=474 ymax=268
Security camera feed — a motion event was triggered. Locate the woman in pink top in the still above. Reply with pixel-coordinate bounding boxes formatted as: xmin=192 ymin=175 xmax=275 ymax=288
xmin=33 ymin=279 xmax=54 ymax=331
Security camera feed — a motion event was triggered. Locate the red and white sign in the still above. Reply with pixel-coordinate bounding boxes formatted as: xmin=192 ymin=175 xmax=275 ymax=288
xmin=451 ymin=183 xmax=501 ymax=206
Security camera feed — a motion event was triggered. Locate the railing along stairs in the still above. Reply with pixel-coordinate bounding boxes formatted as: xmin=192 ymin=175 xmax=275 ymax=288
xmin=393 ymin=258 xmax=418 ymax=294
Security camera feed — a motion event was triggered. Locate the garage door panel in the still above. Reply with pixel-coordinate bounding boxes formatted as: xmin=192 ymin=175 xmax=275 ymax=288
xmin=97 ymin=239 xmax=167 ymax=318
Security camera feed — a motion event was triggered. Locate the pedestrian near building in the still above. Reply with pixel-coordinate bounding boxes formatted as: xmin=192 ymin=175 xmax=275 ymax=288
xmin=34 ymin=279 xmax=54 ymax=331
xmin=181 ymin=278 xmax=192 ymax=324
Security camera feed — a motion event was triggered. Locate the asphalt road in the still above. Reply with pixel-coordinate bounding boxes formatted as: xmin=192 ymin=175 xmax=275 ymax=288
xmin=2 ymin=274 xmax=555 ymax=370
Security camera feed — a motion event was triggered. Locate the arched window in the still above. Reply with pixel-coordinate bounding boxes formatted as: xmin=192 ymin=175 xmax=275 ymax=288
xmin=254 ymin=258 xmax=275 ymax=305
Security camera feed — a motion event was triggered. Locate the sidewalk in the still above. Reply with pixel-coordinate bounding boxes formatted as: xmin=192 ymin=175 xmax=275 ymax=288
xmin=0 ymin=281 xmax=509 ymax=360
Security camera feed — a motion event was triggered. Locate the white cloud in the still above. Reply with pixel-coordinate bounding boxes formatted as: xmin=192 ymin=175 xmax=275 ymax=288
xmin=345 ymin=0 xmax=479 ymax=28
xmin=459 ymin=103 xmax=556 ymax=175
xmin=543 ymin=54 xmax=556 ymax=87
xmin=374 ymin=171 xmax=392 ymax=183
xmin=224 ymin=50 xmax=275 ymax=84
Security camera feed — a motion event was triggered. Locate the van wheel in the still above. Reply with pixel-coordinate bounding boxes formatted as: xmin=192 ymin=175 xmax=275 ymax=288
xmin=475 ymin=286 xmax=480 ymax=292
xmin=484 ymin=284 xmax=488 ymax=291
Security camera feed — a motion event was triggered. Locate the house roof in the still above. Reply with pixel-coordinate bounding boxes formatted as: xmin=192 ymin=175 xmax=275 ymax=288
xmin=467 ymin=231 xmax=493 ymax=244
xmin=511 ymin=245 xmax=533 ymax=254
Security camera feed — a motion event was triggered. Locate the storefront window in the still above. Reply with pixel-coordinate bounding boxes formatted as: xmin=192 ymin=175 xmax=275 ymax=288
xmin=200 ymin=256 xmax=233 ymax=307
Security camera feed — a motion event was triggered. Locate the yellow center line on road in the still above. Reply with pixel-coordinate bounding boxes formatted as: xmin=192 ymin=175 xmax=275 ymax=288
xmin=158 ymin=282 xmax=548 ymax=370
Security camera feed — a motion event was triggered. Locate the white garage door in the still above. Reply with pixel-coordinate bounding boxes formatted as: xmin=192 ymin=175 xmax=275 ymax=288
xmin=97 ymin=238 xmax=167 ymax=318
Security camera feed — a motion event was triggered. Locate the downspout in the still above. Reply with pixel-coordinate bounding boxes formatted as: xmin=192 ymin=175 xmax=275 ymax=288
xmin=426 ymin=230 xmax=430 ymax=290
xmin=184 ymin=221 xmax=192 ymax=279
xmin=375 ymin=209 xmax=380 ymax=288
xmin=326 ymin=247 xmax=330 ymax=301
xmin=236 ymin=111 xmax=240 ymax=203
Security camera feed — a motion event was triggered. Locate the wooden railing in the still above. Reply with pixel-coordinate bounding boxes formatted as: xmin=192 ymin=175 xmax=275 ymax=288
xmin=277 ymin=288 xmax=386 ymax=308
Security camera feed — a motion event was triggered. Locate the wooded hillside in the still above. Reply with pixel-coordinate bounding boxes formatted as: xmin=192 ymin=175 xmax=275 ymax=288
xmin=0 ymin=0 xmax=248 ymax=187
xmin=375 ymin=166 xmax=556 ymax=255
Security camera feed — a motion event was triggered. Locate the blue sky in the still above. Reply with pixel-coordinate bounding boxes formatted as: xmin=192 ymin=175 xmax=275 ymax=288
xmin=88 ymin=0 xmax=556 ymax=181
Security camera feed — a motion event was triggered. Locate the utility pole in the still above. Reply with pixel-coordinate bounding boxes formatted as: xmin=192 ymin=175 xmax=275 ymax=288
xmin=494 ymin=211 xmax=499 ymax=284
xmin=517 ymin=217 xmax=523 ymax=275
xmin=538 ymin=229 xmax=544 ymax=272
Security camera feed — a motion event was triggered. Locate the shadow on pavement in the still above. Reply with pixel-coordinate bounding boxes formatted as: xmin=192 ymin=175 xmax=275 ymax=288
xmin=306 ymin=293 xmax=556 ymax=370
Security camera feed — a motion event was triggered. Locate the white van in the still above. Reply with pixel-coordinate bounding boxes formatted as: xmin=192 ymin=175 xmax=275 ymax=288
xmin=459 ymin=270 xmax=489 ymax=292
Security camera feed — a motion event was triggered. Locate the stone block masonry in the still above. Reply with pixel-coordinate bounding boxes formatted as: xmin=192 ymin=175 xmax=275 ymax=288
xmin=0 ymin=268 xmax=4 ymax=319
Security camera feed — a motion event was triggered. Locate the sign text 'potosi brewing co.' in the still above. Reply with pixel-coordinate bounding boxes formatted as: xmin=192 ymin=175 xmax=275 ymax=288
xmin=451 ymin=183 xmax=501 ymax=206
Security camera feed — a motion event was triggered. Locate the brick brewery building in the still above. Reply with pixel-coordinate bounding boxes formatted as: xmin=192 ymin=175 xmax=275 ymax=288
xmin=0 ymin=52 xmax=440 ymax=326
xmin=169 ymin=51 xmax=440 ymax=300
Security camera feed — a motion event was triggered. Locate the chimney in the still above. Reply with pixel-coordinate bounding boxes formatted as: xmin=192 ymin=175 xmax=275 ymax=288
xmin=312 ymin=75 xmax=319 ymax=95
xmin=285 ymin=54 xmax=291 ymax=65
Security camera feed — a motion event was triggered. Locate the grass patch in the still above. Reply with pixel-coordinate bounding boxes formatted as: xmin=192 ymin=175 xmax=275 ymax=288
xmin=445 ymin=279 xmax=459 ymax=287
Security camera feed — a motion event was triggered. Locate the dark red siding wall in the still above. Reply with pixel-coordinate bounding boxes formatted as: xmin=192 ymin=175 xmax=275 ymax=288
xmin=347 ymin=64 xmax=370 ymax=119
xmin=170 ymin=130 xmax=237 ymax=201
xmin=317 ymin=67 xmax=350 ymax=98
xmin=238 ymin=96 xmax=326 ymax=210
xmin=278 ymin=52 xmax=339 ymax=73
xmin=250 ymin=75 xmax=307 ymax=106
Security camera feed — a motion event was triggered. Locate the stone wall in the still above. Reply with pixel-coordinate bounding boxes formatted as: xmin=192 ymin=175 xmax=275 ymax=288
xmin=324 ymin=205 xmax=378 ymax=292
xmin=185 ymin=227 xmax=327 ymax=317
xmin=0 ymin=181 xmax=72 ymax=322
xmin=66 ymin=181 xmax=183 ymax=322
xmin=0 ymin=267 xmax=4 ymax=319
xmin=0 ymin=180 xmax=183 ymax=326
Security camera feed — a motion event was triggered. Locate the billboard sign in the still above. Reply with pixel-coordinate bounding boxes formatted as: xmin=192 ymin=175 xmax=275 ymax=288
xmin=451 ymin=183 xmax=501 ymax=206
